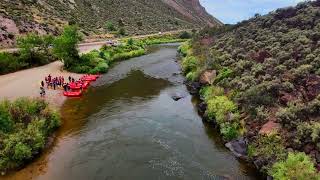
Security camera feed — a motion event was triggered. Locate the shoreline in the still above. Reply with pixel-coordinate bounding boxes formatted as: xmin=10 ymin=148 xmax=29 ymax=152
xmin=0 ymin=61 xmax=83 ymax=109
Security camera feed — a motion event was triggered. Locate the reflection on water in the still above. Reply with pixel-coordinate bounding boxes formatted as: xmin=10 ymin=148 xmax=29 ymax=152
xmin=3 ymin=44 xmax=259 ymax=180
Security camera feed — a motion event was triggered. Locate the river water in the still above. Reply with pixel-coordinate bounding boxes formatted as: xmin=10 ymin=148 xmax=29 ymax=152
xmin=4 ymin=44 xmax=259 ymax=180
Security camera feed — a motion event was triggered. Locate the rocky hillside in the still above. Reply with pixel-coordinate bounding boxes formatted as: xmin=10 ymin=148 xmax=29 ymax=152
xmin=182 ymin=0 xmax=320 ymax=178
xmin=0 ymin=0 xmax=221 ymax=48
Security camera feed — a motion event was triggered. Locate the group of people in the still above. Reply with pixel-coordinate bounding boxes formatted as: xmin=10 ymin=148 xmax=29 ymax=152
xmin=40 ymin=74 xmax=76 ymax=97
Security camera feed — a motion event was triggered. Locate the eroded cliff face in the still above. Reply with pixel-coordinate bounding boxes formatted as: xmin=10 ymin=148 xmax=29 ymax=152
xmin=0 ymin=0 xmax=221 ymax=48
xmin=162 ymin=0 xmax=222 ymax=26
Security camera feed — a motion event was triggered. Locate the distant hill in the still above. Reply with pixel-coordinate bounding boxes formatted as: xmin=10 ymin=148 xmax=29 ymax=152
xmin=0 ymin=0 xmax=222 ymax=48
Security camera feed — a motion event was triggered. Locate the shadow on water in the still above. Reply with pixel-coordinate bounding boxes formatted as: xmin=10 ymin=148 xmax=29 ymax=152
xmin=61 ymin=70 xmax=171 ymax=135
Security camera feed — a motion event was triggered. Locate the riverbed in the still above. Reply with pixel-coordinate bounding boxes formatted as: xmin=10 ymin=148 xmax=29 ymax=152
xmin=4 ymin=44 xmax=259 ymax=180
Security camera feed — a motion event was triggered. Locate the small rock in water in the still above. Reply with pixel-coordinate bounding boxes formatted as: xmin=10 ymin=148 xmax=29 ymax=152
xmin=197 ymin=102 xmax=207 ymax=114
xmin=172 ymin=95 xmax=183 ymax=101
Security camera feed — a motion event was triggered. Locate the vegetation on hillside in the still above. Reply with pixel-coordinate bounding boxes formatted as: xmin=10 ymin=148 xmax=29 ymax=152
xmin=0 ymin=0 xmax=219 ymax=48
xmin=0 ymin=98 xmax=60 ymax=172
xmin=180 ymin=1 xmax=320 ymax=178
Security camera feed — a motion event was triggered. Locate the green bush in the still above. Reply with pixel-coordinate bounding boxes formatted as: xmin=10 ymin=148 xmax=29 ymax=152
xmin=182 ymin=55 xmax=198 ymax=73
xmin=249 ymin=134 xmax=286 ymax=172
xmin=178 ymin=41 xmax=191 ymax=57
xmin=220 ymin=122 xmax=240 ymax=140
xmin=214 ymin=68 xmax=233 ymax=83
xmin=297 ymin=122 xmax=320 ymax=143
xmin=199 ymin=86 xmax=224 ymax=101
xmin=0 ymin=98 xmax=60 ymax=172
xmin=89 ymin=62 xmax=109 ymax=74
xmin=13 ymin=142 xmax=32 ymax=162
xmin=206 ymin=96 xmax=238 ymax=124
xmin=179 ymin=31 xmax=192 ymax=39
xmin=0 ymin=100 xmax=14 ymax=133
xmin=270 ymin=152 xmax=320 ymax=180
xmin=105 ymin=21 xmax=116 ymax=31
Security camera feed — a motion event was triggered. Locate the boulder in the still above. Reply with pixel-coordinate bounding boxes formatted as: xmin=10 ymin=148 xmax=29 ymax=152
xmin=253 ymin=158 xmax=266 ymax=169
xmin=225 ymin=137 xmax=247 ymax=158
xmin=259 ymin=121 xmax=281 ymax=135
xmin=199 ymin=70 xmax=216 ymax=85
xmin=197 ymin=102 xmax=207 ymax=114
xmin=185 ymin=81 xmax=201 ymax=95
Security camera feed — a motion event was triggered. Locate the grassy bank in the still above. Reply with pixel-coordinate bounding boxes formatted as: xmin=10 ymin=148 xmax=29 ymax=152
xmin=0 ymin=98 xmax=60 ymax=173
xmin=71 ymin=33 xmax=189 ymax=74
xmin=0 ymin=26 xmax=190 ymax=75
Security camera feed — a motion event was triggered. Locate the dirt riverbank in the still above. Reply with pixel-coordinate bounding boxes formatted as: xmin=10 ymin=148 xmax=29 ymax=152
xmin=0 ymin=61 xmax=82 ymax=108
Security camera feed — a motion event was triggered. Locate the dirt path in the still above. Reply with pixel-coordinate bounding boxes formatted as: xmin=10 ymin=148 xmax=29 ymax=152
xmin=0 ymin=61 xmax=82 ymax=108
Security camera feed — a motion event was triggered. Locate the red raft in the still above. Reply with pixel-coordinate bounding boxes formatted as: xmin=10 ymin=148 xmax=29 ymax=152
xmin=69 ymin=81 xmax=90 ymax=90
xmin=80 ymin=75 xmax=100 ymax=82
xmin=63 ymin=91 xmax=82 ymax=97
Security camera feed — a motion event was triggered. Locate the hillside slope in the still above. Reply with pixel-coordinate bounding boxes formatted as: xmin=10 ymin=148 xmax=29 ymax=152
xmin=0 ymin=0 xmax=221 ymax=48
xmin=182 ymin=0 xmax=320 ymax=177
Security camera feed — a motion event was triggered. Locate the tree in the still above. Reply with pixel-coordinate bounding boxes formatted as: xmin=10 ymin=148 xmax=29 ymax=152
xmin=179 ymin=31 xmax=192 ymax=39
xmin=53 ymin=26 xmax=82 ymax=69
xmin=118 ymin=27 xmax=126 ymax=36
xmin=127 ymin=38 xmax=134 ymax=46
xmin=105 ymin=21 xmax=116 ymax=31
xmin=17 ymin=33 xmax=43 ymax=64
xmin=17 ymin=33 xmax=54 ymax=65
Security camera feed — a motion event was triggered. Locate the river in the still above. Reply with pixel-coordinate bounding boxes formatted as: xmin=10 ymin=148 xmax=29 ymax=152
xmin=4 ymin=44 xmax=259 ymax=180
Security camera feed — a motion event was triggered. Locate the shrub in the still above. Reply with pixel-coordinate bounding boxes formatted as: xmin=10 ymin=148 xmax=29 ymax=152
xmin=179 ymin=31 xmax=192 ymax=39
xmin=89 ymin=62 xmax=109 ymax=74
xmin=13 ymin=142 xmax=32 ymax=162
xmin=297 ymin=122 xmax=320 ymax=142
xmin=0 ymin=100 xmax=14 ymax=133
xmin=118 ymin=27 xmax=126 ymax=36
xmin=214 ymin=68 xmax=233 ymax=83
xmin=186 ymin=71 xmax=197 ymax=81
xmin=182 ymin=55 xmax=198 ymax=73
xmin=178 ymin=41 xmax=191 ymax=57
xmin=249 ymin=134 xmax=286 ymax=171
xmin=105 ymin=21 xmax=116 ymax=31
xmin=199 ymin=86 xmax=224 ymax=101
xmin=220 ymin=122 xmax=239 ymax=140
xmin=0 ymin=98 xmax=61 ymax=172
xmin=206 ymin=96 xmax=238 ymax=123
xmin=270 ymin=152 xmax=320 ymax=180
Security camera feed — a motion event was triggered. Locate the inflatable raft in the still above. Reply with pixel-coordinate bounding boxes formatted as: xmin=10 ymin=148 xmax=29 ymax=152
xmin=69 ymin=83 xmax=82 ymax=90
xmin=63 ymin=91 xmax=82 ymax=97
xmin=80 ymin=75 xmax=100 ymax=81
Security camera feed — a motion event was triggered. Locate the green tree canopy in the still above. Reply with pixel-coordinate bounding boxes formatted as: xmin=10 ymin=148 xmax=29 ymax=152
xmin=53 ymin=25 xmax=82 ymax=68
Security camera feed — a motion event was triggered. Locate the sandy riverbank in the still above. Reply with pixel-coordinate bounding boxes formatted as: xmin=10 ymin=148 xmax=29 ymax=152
xmin=0 ymin=61 xmax=82 ymax=108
